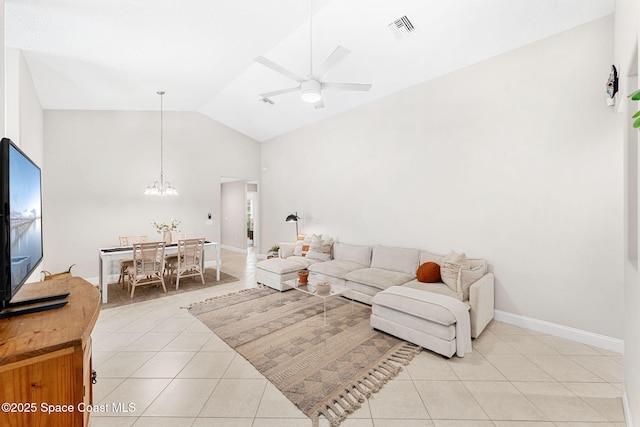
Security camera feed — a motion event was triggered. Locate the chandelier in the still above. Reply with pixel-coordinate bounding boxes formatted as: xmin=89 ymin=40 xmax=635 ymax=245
xmin=144 ymin=91 xmax=178 ymax=196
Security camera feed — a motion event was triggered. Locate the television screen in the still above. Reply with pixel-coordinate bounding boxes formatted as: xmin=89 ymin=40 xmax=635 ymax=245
xmin=0 ymin=138 xmax=43 ymax=307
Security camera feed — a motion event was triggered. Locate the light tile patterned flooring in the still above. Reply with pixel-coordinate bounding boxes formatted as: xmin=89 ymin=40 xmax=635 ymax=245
xmin=89 ymin=249 xmax=626 ymax=427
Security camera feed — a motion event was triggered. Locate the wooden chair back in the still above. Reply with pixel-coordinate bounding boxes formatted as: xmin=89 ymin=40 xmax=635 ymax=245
xmin=132 ymin=242 xmax=166 ymax=276
xmin=177 ymin=238 xmax=205 ymax=269
xmin=171 ymin=232 xmax=187 ymax=243
xmin=119 ymin=235 xmax=149 ymax=247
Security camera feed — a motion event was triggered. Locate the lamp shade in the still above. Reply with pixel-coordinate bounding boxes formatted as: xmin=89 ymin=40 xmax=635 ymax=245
xmin=286 ymin=213 xmax=299 ymax=222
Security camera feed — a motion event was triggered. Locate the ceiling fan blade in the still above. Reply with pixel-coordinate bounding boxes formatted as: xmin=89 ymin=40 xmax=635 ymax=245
xmin=255 ymin=56 xmax=305 ymax=83
xmin=259 ymin=87 xmax=300 ymax=98
xmin=314 ymin=46 xmax=351 ymax=79
xmin=313 ymin=99 xmax=325 ymax=109
xmin=322 ymin=82 xmax=372 ymax=92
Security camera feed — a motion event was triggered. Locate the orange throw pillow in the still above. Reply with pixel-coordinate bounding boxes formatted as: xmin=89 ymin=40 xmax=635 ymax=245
xmin=416 ymin=262 xmax=441 ymax=283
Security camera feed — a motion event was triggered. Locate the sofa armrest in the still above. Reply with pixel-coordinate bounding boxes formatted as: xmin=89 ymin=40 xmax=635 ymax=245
xmin=468 ymin=272 xmax=494 ymax=338
xmin=278 ymin=242 xmax=296 ymax=258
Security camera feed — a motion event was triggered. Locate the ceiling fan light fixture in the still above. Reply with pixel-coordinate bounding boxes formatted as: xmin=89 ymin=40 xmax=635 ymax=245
xmin=300 ymin=79 xmax=322 ymax=103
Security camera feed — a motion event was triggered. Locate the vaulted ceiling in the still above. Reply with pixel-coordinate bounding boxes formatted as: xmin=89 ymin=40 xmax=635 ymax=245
xmin=5 ymin=0 xmax=614 ymax=141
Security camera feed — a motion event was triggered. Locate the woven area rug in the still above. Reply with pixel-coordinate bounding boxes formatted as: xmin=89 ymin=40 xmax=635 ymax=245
xmin=102 ymin=268 xmax=239 ymax=309
xmin=187 ymin=287 xmax=421 ymax=426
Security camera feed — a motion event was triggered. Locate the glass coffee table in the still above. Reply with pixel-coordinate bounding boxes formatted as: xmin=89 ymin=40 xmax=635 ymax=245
xmin=282 ymin=278 xmax=352 ymax=326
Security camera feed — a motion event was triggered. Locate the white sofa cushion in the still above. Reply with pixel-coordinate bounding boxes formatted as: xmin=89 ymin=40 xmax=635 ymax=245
xmin=308 ymin=259 xmax=367 ymax=279
xmin=345 ymin=268 xmax=414 ymax=291
xmin=286 ymin=255 xmax=320 ymax=268
xmin=256 ymin=257 xmax=305 ymax=274
xmin=403 ymin=280 xmax=461 ymax=301
xmin=333 ymin=242 xmax=372 ymax=266
xmin=372 ymin=287 xmax=458 ymax=326
xmin=370 ymin=246 xmax=420 ymax=275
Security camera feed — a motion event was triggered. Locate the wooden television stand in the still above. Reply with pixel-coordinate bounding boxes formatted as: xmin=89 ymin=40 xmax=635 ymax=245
xmin=0 ymin=277 xmax=100 ymax=427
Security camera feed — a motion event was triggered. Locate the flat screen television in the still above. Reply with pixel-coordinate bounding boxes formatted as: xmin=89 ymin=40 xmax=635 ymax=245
xmin=0 ymin=137 xmax=67 ymax=318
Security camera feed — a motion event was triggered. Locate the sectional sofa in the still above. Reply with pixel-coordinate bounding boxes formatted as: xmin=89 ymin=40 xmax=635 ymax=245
xmin=255 ymin=239 xmax=495 ymax=357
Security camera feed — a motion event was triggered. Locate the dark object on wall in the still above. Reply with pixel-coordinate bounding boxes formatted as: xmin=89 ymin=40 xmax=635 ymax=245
xmin=606 ymin=65 xmax=618 ymax=98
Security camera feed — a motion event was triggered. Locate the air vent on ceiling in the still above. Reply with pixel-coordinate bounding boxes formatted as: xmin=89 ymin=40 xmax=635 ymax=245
xmin=388 ymin=15 xmax=415 ymax=39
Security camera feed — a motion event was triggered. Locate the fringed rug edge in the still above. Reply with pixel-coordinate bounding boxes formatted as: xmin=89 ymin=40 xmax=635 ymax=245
xmin=309 ymin=341 xmax=423 ymax=427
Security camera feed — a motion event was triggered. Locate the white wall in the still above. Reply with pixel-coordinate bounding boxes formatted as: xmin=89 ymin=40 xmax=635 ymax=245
xmin=616 ymin=0 xmax=640 ymax=424
xmin=42 ymin=110 xmax=259 ymax=279
xmin=261 ymin=16 xmax=623 ymax=339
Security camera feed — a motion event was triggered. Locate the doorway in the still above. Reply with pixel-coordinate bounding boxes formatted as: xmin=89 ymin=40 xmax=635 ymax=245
xmin=247 ymin=183 xmax=257 ymax=248
xmin=220 ymin=178 xmax=259 ymax=253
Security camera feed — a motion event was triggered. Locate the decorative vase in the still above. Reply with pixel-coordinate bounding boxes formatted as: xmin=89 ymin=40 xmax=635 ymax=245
xmin=298 ymin=270 xmax=309 ymax=284
xmin=163 ymin=231 xmax=172 ymax=245
xmin=316 ymin=282 xmax=331 ymax=295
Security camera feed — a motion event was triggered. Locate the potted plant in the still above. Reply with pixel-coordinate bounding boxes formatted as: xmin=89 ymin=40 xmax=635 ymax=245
xmin=268 ymin=244 xmax=280 ymax=259
xmin=297 ymin=268 xmax=309 ymax=284
xmin=629 ymin=89 xmax=640 ymax=129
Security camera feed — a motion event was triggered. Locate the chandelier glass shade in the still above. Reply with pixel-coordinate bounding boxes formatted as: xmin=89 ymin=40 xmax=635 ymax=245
xmin=144 ymin=90 xmax=178 ymax=196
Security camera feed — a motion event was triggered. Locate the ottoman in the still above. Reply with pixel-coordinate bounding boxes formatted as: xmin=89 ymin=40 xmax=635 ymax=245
xmin=255 ymin=258 xmax=304 ymax=291
xmin=370 ymin=286 xmax=472 ymax=358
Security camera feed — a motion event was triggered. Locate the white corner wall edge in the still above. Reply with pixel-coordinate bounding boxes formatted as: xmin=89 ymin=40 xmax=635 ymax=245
xmin=493 ymin=310 xmax=624 ymax=353
xmin=622 ymin=390 xmax=633 ymax=427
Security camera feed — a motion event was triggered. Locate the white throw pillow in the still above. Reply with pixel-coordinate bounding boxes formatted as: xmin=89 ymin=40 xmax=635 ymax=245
xmin=440 ymin=251 xmax=470 ymax=299
xmin=460 ymin=263 xmax=485 ymax=301
xmin=293 ymin=236 xmax=312 ymax=256
xmin=306 ymin=235 xmax=334 ymax=261
xmin=278 ymin=242 xmax=296 ymax=258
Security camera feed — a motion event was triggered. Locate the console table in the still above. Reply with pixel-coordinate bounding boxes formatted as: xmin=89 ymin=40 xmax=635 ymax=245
xmin=98 ymin=241 xmax=220 ymax=304
xmin=0 ymin=277 xmax=100 ymax=427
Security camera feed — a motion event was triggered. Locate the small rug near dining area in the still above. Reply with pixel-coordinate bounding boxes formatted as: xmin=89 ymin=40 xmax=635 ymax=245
xmin=102 ymin=267 xmax=239 ymax=309
xmin=187 ymin=287 xmax=421 ymax=427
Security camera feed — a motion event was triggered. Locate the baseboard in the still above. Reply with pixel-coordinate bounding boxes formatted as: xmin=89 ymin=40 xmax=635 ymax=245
xmin=220 ymin=244 xmax=247 ymax=254
xmin=493 ymin=310 xmax=624 ymax=354
xmin=623 ymin=389 xmax=633 ymax=427
xmin=83 ymin=276 xmax=99 ymax=286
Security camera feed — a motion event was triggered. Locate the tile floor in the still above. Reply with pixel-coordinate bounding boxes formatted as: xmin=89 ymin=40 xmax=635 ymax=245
xmin=89 ymin=249 xmax=626 ymax=427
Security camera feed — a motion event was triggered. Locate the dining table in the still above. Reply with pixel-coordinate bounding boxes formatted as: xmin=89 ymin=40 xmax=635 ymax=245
xmin=98 ymin=241 xmax=220 ymax=304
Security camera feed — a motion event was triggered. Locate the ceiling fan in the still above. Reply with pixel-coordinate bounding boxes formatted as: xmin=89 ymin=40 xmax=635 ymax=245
xmin=255 ymin=0 xmax=371 ymax=109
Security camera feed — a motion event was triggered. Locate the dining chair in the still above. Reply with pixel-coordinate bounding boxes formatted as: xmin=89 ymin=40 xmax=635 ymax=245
xmin=118 ymin=235 xmax=149 ymax=287
xmin=126 ymin=241 xmax=167 ymax=298
xmin=165 ymin=238 xmax=205 ymax=290
xmin=170 ymin=232 xmax=187 ymax=243
xmin=164 ymin=232 xmax=187 ymax=275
